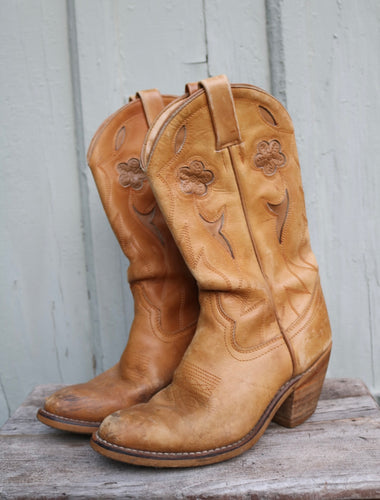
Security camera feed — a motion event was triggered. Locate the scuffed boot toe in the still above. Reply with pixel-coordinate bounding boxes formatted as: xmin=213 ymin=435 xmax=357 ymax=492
xmin=37 ymin=385 xmax=102 ymax=434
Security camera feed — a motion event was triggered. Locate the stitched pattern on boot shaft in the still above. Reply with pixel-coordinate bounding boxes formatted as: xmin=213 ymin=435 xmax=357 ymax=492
xmin=174 ymin=361 xmax=221 ymax=404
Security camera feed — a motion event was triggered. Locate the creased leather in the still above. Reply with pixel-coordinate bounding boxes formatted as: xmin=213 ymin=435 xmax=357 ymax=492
xmin=40 ymin=92 xmax=199 ymax=426
xmin=97 ymin=76 xmax=332 ymax=459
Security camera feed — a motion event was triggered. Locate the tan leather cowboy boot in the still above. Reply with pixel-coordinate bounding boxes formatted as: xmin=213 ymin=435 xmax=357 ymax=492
xmin=37 ymin=90 xmax=199 ymax=433
xmin=91 ymin=75 xmax=332 ymax=466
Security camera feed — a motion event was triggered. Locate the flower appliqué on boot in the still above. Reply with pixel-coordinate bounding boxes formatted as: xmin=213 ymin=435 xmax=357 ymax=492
xmin=178 ymin=160 xmax=214 ymax=196
xmin=254 ymin=140 xmax=286 ymax=176
xmin=116 ymin=158 xmax=146 ymax=190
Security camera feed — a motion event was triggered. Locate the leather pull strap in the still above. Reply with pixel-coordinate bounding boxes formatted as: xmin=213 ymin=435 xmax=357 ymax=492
xmin=200 ymin=74 xmax=242 ymax=150
xmin=185 ymin=81 xmax=200 ymax=95
xmin=136 ymin=89 xmax=165 ymax=127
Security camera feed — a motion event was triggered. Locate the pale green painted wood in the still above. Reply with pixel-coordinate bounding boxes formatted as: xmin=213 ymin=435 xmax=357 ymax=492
xmin=112 ymin=0 xmax=209 ymax=94
xmin=205 ymin=0 xmax=271 ymax=88
xmin=0 ymin=386 xmax=9 ymax=430
xmin=280 ymin=0 xmax=380 ymax=397
xmin=0 ymin=0 xmax=94 ymax=423
xmin=1 ymin=0 xmax=379 ymax=427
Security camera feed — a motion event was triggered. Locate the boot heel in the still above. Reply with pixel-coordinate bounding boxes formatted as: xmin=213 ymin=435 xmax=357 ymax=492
xmin=274 ymin=348 xmax=331 ymax=428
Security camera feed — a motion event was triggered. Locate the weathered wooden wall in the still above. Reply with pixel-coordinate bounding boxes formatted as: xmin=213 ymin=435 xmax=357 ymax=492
xmin=1 ymin=0 xmax=379 ymax=426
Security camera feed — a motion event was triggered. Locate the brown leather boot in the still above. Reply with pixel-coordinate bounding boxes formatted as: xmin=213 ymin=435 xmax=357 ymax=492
xmin=37 ymin=90 xmax=199 ymax=433
xmin=91 ymin=75 xmax=332 ymax=466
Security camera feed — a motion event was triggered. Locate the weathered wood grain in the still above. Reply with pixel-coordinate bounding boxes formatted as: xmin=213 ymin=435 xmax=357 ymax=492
xmin=319 ymin=377 xmax=373 ymax=400
xmin=0 ymin=380 xmax=379 ymax=499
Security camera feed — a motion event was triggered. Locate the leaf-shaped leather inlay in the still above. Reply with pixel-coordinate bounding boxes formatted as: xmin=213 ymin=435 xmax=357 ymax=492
xmin=115 ymin=126 xmax=126 ymax=150
xmin=267 ymin=189 xmax=289 ymax=243
xmin=258 ymin=106 xmax=277 ymax=126
xmin=175 ymin=125 xmax=186 ymax=154
xmin=199 ymin=212 xmax=234 ymax=258
xmin=133 ymin=205 xmax=165 ymax=245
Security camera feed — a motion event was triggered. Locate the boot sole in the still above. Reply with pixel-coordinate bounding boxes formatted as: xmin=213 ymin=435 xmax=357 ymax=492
xmin=37 ymin=408 xmax=100 ymax=434
xmin=90 ymin=346 xmax=331 ymax=467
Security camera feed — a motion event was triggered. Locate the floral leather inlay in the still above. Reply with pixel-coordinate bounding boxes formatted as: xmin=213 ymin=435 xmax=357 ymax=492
xmin=178 ymin=160 xmax=214 ymax=196
xmin=117 ymin=158 xmax=147 ymax=190
xmin=254 ymin=140 xmax=286 ymax=176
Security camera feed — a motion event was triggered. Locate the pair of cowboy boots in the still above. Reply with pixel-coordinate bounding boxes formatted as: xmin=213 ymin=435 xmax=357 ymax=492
xmin=37 ymin=75 xmax=332 ymax=468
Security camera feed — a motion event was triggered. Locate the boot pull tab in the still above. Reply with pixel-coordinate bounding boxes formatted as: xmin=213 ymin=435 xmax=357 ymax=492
xmin=185 ymin=81 xmax=200 ymax=95
xmin=135 ymin=89 xmax=165 ymax=127
xmin=200 ymin=74 xmax=242 ymax=150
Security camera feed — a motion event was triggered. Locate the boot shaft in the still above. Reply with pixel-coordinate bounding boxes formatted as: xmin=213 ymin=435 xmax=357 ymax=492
xmin=87 ymin=90 xmax=199 ymax=336
xmin=142 ymin=75 xmax=332 ymax=375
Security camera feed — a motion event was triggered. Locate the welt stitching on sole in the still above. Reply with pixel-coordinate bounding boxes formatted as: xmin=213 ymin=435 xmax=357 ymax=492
xmin=39 ymin=409 xmax=100 ymax=427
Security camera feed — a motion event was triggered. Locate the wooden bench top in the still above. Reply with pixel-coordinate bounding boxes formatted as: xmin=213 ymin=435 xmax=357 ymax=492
xmin=1 ymin=379 xmax=380 ymax=499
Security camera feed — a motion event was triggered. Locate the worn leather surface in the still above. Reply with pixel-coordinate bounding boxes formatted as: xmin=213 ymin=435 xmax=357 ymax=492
xmin=43 ymin=91 xmax=199 ymax=424
xmin=97 ymin=76 xmax=332 ymax=454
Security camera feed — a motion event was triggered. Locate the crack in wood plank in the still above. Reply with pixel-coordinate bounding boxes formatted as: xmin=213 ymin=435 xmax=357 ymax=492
xmin=265 ymin=0 xmax=287 ymax=105
xmin=66 ymin=0 xmax=104 ymax=375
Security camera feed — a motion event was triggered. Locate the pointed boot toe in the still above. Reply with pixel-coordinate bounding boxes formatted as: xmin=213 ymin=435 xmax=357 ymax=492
xmin=93 ymin=406 xmax=166 ymax=450
xmin=91 ymin=394 xmax=207 ymax=467
xmin=38 ymin=385 xmax=102 ymax=434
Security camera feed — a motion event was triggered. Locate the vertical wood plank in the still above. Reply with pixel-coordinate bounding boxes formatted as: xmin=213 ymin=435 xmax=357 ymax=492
xmin=204 ymin=0 xmax=271 ymax=88
xmin=114 ymin=0 xmax=208 ymax=94
xmin=280 ymin=0 xmax=380 ymax=397
xmin=73 ymin=0 xmax=209 ymax=370
xmin=0 ymin=0 xmax=93 ymax=423
xmin=66 ymin=0 xmax=104 ymax=374
xmin=72 ymin=0 xmax=133 ymax=371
